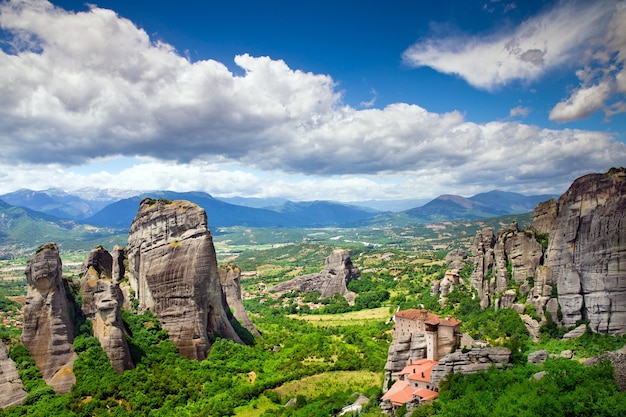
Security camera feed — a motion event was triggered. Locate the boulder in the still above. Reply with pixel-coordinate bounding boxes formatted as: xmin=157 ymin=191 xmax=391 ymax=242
xmin=21 ymin=243 xmax=76 ymax=394
xmin=527 ymin=350 xmax=549 ymax=364
xmin=268 ymin=249 xmax=360 ymax=302
xmin=127 ymin=198 xmax=242 ymax=360
xmin=219 ymin=264 xmax=261 ymax=337
xmin=0 ymin=340 xmax=27 ymax=408
xmin=562 ymin=324 xmax=587 ymax=340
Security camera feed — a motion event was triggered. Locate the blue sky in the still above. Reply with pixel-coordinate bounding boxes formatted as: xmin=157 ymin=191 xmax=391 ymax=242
xmin=0 ymin=0 xmax=625 ymax=204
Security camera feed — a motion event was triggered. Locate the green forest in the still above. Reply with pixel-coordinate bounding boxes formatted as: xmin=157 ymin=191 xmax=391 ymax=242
xmin=0 ymin=240 xmax=625 ymax=417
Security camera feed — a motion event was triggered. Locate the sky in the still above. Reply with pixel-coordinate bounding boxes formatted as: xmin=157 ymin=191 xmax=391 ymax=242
xmin=0 ymin=0 xmax=625 ymax=204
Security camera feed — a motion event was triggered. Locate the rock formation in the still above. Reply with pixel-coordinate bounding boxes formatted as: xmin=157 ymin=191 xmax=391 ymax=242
xmin=0 ymin=340 xmax=27 ymax=409
xmin=111 ymin=245 xmax=126 ymax=283
xmin=584 ymin=345 xmax=626 ymax=391
xmin=219 ymin=264 xmax=261 ymax=337
xmin=21 ymin=243 xmax=76 ymax=394
xmin=268 ymin=249 xmax=361 ymax=302
xmin=469 ymin=168 xmax=626 ymax=335
xmin=127 ymin=198 xmax=242 ymax=360
xmin=80 ymin=246 xmax=134 ymax=373
xmin=429 ymin=347 xmax=511 ymax=387
xmin=545 ymin=169 xmax=626 ymax=334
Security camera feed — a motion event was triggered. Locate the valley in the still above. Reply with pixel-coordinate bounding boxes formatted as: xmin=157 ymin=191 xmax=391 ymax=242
xmin=0 ymin=170 xmax=625 ymax=416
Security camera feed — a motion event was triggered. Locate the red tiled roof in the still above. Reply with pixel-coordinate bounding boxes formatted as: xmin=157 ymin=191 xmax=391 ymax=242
xmin=394 ymin=309 xmax=461 ymax=326
xmin=399 ymin=359 xmax=438 ymax=383
xmin=381 ymin=380 xmax=415 ymax=406
xmin=413 ymin=388 xmax=439 ymax=401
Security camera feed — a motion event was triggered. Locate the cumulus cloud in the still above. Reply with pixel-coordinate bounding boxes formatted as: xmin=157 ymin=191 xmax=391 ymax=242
xmin=403 ymin=1 xmax=612 ymax=90
xmin=0 ymin=0 xmax=624 ymax=200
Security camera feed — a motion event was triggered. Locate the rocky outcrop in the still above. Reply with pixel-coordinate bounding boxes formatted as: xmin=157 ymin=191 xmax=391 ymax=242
xmin=268 ymin=249 xmax=360 ymax=302
xmin=127 ymin=198 xmax=242 ymax=360
xmin=470 ymin=223 xmax=543 ymax=310
xmin=584 ymin=345 xmax=626 ymax=391
xmin=80 ymin=246 xmax=134 ymax=373
xmin=445 ymin=249 xmax=467 ymax=270
xmin=546 ymin=169 xmax=626 ymax=334
xmin=219 ymin=264 xmax=261 ymax=337
xmin=469 ymin=168 xmax=626 ymax=335
xmin=0 ymin=340 xmax=27 ymax=409
xmin=21 ymin=243 xmax=76 ymax=394
xmin=529 ymin=198 xmax=557 ymax=235
xmin=429 ymin=347 xmax=511 ymax=387
xmin=111 ymin=245 xmax=126 ymax=283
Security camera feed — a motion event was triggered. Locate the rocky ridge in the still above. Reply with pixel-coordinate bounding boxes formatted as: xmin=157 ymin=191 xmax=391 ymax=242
xmin=268 ymin=249 xmax=361 ymax=302
xmin=127 ymin=198 xmax=242 ymax=360
xmin=21 ymin=243 xmax=76 ymax=394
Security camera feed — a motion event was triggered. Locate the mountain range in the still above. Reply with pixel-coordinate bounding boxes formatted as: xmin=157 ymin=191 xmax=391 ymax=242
xmin=0 ymin=188 xmax=556 ymax=256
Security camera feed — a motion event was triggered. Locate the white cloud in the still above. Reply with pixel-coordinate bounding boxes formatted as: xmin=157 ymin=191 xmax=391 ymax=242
xmin=549 ymin=82 xmax=612 ymax=122
xmin=549 ymin=2 xmax=626 ymax=122
xmin=509 ymin=106 xmax=529 ymax=118
xmin=403 ymin=1 xmax=611 ymax=90
xmin=0 ymin=0 xmax=624 ymax=201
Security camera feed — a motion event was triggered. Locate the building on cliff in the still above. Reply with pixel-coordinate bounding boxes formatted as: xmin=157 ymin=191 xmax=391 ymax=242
xmin=393 ymin=309 xmax=461 ymax=361
xmin=382 ymin=309 xmax=461 ymax=413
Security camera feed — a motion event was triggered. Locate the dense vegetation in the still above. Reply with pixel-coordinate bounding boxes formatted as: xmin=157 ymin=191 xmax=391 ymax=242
xmin=1 ymin=228 xmax=625 ymax=416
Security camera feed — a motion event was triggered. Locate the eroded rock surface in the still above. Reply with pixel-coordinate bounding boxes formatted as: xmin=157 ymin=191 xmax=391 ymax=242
xmin=546 ymin=169 xmax=626 ymax=333
xmin=0 ymin=340 xmax=27 ymax=409
xmin=80 ymin=246 xmax=134 ymax=373
xmin=429 ymin=347 xmax=511 ymax=387
xmin=268 ymin=249 xmax=360 ymax=302
xmin=469 ymin=168 xmax=626 ymax=335
xmin=219 ymin=264 xmax=261 ymax=337
xmin=127 ymin=198 xmax=241 ymax=360
xmin=21 ymin=243 xmax=76 ymax=394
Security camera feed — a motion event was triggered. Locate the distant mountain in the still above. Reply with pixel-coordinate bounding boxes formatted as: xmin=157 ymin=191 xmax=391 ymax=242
xmin=269 ymin=200 xmax=380 ymax=226
xmin=0 ymin=199 xmax=125 ymax=256
xmin=87 ymin=191 xmax=380 ymax=229
xmin=217 ymin=196 xmax=289 ymax=209
xmin=469 ymin=190 xmax=555 ymax=213
xmin=402 ymin=191 xmax=555 ymax=224
xmin=0 ymin=188 xmax=120 ymax=220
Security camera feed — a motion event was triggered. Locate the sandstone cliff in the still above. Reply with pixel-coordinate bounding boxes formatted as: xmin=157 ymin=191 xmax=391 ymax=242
xmin=268 ymin=249 xmax=361 ymax=302
xmin=21 ymin=243 xmax=76 ymax=394
xmin=0 ymin=340 xmax=27 ymax=409
xmin=80 ymin=246 xmax=134 ymax=373
xmin=546 ymin=169 xmax=626 ymax=333
xmin=469 ymin=168 xmax=626 ymax=335
xmin=219 ymin=264 xmax=261 ymax=337
xmin=127 ymin=198 xmax=242 ymax=360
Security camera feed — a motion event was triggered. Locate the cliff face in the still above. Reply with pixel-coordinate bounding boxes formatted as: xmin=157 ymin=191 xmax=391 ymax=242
xmin=21 ymin=243 xmax=76 ymax=394
xmin=546 ymin=169 xmax=626 ymax=333
xmin=80 ymin=246 xmax=134 ymax=373
xmin=219 ymin=264 xmax=261 ymax=337
xmin=127 ymin=198 xmax=242 ymax=360
xmin=469 ymin=168 xmax=626 ymax=335
xmin=268 ymin=249 xmax=361 ymax=302
xmin=0 ymin=340 xmax=27 ymax=409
